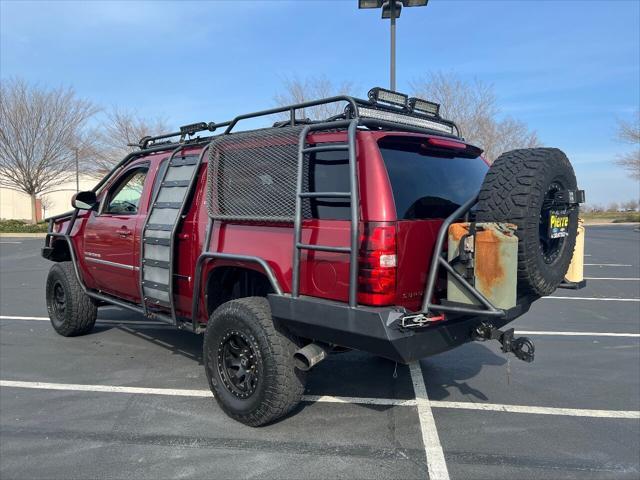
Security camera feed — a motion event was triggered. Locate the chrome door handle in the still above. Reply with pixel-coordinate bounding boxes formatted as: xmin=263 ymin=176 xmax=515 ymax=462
xmin=116 ymin=229 xmax=131 ymax=237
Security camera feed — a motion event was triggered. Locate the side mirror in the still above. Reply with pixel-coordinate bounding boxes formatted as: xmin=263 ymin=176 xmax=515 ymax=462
xmin=72 ymin=191 xmax=97 ymax=211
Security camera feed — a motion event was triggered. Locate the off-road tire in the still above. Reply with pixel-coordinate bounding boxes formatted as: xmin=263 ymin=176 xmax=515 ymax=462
xmin=203 ymin=297 xmax=306 ymax=427
xmin=476 ymin=148 xmax=579 ymax=299
xmin=46 ymin=262 xmax=97 ymax=336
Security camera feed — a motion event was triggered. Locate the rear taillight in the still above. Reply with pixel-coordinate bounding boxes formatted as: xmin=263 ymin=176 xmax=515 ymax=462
xmin=358 ymin=222 xmax=397 ymax=306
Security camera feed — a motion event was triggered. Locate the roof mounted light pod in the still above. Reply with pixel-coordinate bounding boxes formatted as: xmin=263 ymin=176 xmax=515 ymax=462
xmin=408 ymin=97 xmax=440 ymax=117
xmin=368 ymin=87 xmax=408 ymax=108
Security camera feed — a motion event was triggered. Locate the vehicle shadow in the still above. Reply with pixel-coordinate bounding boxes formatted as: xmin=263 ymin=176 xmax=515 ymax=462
xmin=420 ymin=342 xmax=507 ymax=402
xmin=91 ymin=308 xmax=507 ymax=422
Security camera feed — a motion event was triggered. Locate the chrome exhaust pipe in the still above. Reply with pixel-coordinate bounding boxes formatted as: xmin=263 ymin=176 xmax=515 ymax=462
xmin=293 ymin=343 xmax=329 ymax=371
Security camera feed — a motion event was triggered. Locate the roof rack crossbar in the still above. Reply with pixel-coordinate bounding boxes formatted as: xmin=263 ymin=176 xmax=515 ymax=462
xmin=222 ymin=95 xmax=366 ymax=135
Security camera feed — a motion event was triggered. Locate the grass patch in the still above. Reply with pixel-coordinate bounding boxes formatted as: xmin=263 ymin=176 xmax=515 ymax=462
xmin=0 ymin=219 xmax=48 ymax=233
xmin=581 ymin=211 xmax=640 ymax=224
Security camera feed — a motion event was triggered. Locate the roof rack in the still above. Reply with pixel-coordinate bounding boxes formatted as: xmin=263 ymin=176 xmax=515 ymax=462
xmin=136 ymin=87 xmax=460 ymax=150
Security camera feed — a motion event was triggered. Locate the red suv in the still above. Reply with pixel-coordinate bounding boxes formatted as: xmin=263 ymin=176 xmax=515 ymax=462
xmin=42 ymin=88 xmax=584 ymax=425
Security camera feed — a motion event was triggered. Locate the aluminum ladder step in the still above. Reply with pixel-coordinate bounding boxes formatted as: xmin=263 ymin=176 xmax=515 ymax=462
xmin=139 ymin=147 xmax=208 ymax=323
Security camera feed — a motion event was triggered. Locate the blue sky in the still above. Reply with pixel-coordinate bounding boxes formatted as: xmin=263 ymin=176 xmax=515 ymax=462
xmin=1 ymin=0 xmax=639 ymax=205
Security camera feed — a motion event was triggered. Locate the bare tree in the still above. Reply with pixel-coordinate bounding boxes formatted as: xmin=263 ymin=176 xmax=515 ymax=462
xmin=39 ymin=195 xmax=55 ymax=219
xmin=274 ymin=76 xmax=355 ymax=121
xmin=409 ymin=72 xmax=540 ymax=162
xmin=614 ymin=110 xmax=640 ymax=180
xmin=0 ymin=78 xmax=98 ymax=223
xmin=88 ymin=108 xmax=169 ymax=172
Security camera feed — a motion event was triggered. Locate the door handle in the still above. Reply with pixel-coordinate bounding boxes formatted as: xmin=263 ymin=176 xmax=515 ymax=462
xmin=116 ymin=229 xmax=131 ymax=237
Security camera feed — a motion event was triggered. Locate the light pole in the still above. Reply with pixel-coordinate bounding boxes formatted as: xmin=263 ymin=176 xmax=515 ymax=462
xmin=74 ymin=147 xmax=79 ymax=192
xmin=358 ymin=0 xmax=429 ymax=92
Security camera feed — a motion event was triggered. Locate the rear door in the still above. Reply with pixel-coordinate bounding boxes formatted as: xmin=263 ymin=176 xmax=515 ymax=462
xmin=83 ymin=163 xmax=151 ymax=302
xmin=377 ymin=135 xmax=488 ymax=311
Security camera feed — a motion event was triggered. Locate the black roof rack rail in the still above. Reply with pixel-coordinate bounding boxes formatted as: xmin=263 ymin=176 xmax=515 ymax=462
xmin=138 ymin=121 xmax=230 ymax=150
xmin=137 ymin=87 xmax=459 ymax=150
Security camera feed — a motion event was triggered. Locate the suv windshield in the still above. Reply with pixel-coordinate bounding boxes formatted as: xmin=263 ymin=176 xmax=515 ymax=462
xmin=378 ymin=137 xmax=488 ymax=220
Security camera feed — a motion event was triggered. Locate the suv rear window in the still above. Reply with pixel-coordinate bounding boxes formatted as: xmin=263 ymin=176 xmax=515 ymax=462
xmin=378 ymin=137 xmax=488 ymax=220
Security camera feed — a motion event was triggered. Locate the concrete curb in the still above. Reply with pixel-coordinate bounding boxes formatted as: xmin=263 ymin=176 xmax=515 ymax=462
xmin=0 ymin=232 xmax=47 ymax=238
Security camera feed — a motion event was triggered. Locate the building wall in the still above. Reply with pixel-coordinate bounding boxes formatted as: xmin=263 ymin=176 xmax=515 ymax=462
xmin=0 ymin=175 xmax=98 ymax=221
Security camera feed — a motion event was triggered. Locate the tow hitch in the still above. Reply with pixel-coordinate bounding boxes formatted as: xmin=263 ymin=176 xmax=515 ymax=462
xmin=473 ymin=322 xmax=535 ymax=363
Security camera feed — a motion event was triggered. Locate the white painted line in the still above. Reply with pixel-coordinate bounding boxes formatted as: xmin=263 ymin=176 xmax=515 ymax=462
xmin=429 ymin=400 xmax=640 ymax=419
xmin=303 ymin=394 xmax=417 ymax=407
xmin=542 ymin=296 xmax=640 ymax=302
xmin=0 ymin=241 xmax=22 ymax=244
xmin=584 ymin=277 xmax=640 ymax=281
xmin=2 ymin=380 xmax=638 ymax=420
xmin=409 ymin=362 xmax=450 ymax=480
xmin=585 ymin=263 xmax=633 ymax=267
xmin=0 ymin=380 xmax=212 ymax=397
xmin=517 ymin=330 xmax=640 ymax=338
xmin=0 ymin=316 xmax=48 ymax=321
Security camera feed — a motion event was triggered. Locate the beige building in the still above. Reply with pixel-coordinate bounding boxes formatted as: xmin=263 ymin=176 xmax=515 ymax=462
xmin=0 ymin=175 xmax=97 ymax=221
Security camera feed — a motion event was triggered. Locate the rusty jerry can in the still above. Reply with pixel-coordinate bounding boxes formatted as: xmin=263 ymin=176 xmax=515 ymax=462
xmin=447 ymin=222 xmax=518 ymax=310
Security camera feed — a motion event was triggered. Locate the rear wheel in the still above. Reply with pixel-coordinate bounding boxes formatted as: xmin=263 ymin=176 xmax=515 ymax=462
xmin=46 ymin=262 xmax=97 ymax=336
xmin=203 ymin=297 xmax=306 ymax=426
xmin=476 ymin=148 xmax=579 ymax=299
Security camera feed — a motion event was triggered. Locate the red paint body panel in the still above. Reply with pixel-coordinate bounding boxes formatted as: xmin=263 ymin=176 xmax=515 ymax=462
xmin=55 ymin=130 xmax=481 ymax=322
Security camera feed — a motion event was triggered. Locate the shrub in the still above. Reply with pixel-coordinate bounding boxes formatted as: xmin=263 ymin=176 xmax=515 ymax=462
xmin=0 ymin=219 xmax=49 ymax=233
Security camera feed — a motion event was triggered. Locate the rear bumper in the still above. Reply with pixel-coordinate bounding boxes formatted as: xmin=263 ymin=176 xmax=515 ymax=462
xmin=268 ymin=294 xmax=530 ymax=363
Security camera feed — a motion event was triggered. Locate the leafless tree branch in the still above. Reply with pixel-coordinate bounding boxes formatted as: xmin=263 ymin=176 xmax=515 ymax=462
xmin=409 ymin=72 xmax=540 ymax=162
xmin=273 ymin=76 xmax=355 ymax=121
xmin=0 ymin=78 xmax=98 ymax=222
xmin=614 ymin=110 xmax=640 ymax=180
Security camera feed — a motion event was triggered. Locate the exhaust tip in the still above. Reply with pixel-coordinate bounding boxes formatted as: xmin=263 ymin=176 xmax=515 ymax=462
xmin=293 ymin=343 xmax=329 ymax=371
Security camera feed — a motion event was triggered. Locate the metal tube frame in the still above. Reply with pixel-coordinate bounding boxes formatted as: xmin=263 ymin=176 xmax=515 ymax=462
xmin=45 ymin=92 xmax=499 ymax=336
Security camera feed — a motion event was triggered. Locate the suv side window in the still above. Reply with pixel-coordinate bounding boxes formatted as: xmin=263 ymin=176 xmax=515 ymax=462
xmin=103 ymin=167 xmax=149 ymax=215
xmin=304 ymin=146 xmax=350 ymax=220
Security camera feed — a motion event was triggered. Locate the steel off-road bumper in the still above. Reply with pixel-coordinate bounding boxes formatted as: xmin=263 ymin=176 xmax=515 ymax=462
xmin=269 ymin=294 xmax=530 ymax=364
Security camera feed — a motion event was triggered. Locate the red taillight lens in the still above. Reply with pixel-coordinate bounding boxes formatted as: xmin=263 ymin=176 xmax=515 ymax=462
xmin=358 ymin=222 xmax=397 ymax=306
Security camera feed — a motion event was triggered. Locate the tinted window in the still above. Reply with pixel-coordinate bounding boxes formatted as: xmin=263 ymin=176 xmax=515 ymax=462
xmin=379 ymin=139 xmax=488 ymax=220
xmin=105 ymin=168 xmax=148 ymax=214
xmin=303 ymin=147 xmax=351 ymax=220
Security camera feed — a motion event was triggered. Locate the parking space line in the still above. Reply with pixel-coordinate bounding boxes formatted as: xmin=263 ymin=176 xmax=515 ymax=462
xmin=517 ymin=330 xmax=640 ymax=338
xmin=0 ymin=380 xmax=212 ymax=397
xmin=584 ymin=277 xmax=640 ymax=280
xmin=430 ymin=401 xmax=640 ymax=419
xmin=302 ymin=395 xmax=417 ymax=406
xmin=409 ymin=362 xmax=451 ymax=480
xmin=585 ymin=263 xmax=633 ymax=267
xmin=542 ymin=296 xmax=640 ymax=302
xmin=2 ymin=380 xmax=639 ymax=420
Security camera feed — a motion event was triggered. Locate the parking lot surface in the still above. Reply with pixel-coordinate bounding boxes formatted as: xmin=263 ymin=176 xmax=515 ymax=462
xmin=1 ymin=225 xmax=639 ymax=479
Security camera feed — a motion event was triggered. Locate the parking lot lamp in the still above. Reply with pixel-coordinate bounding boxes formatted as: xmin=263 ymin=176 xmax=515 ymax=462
xmin=358 ymin=0 xmax=429 ymax=91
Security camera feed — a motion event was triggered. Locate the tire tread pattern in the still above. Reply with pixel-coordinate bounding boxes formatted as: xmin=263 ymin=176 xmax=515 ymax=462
xmin=475 ymin=148 xmax=578 ymax=298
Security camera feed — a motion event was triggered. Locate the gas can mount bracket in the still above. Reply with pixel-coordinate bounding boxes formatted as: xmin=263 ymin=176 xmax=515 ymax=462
xmin=473 ymin=322 xmax=535 ymax=363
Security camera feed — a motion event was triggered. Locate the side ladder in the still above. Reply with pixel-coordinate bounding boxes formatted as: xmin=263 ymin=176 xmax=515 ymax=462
xmin=291 ymin=119 xmax=360 ymax=307
xmin=139 ymin=145 xmax=209 ymax=324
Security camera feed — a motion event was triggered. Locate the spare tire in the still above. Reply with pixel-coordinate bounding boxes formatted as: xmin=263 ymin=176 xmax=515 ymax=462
xmin=475 ymin=148 xmax=579 ymax=299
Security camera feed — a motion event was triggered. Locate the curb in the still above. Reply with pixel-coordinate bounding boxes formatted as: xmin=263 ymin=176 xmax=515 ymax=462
xmin=0 ymin=232 xmax=47 ymax=238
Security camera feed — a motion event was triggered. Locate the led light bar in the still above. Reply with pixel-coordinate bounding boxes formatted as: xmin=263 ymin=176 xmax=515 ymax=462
xmin=408 ymin=97 xmax=440 ymax=117
xmin=358 ymin=106 xmax=454 ymax=134
xmin=368 ymin=87 xmax=408 ymax=108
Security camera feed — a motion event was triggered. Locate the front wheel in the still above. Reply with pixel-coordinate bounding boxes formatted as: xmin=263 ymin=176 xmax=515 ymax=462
xmin=46 ymin=262 xmax=97 ymax=336
xmin=203 ymin=297 xmax=306 ymax=426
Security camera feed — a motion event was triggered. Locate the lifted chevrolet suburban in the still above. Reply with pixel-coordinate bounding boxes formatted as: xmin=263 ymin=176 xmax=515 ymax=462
xmin=42 ymin=87 xmax=585 ymax=426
